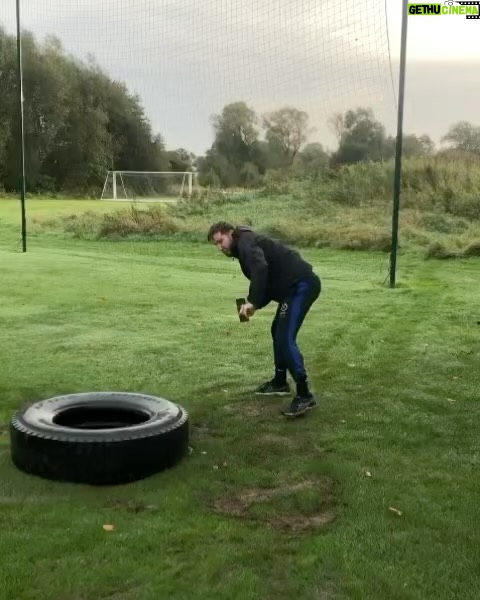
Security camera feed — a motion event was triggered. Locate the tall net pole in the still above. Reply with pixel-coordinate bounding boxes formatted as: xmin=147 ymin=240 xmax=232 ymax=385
xmin=16 ymin=0 xmax=27 ymax=252
xmin=389 ymin=0 xmax=409 ymax=288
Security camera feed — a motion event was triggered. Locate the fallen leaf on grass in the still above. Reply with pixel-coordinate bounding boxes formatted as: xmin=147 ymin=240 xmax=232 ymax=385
xmin=388 ymin=507 xmax=402 ymax=516
xmin=103 ymin=524 xmax=115 ymax=531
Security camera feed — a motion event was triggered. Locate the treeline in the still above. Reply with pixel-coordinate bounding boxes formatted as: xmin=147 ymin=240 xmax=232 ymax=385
xmin=1 ymin=25 xmax=480 ymax=194
xmin=0 ymin=26 xmax=192 ymax=194
xmin=197 ymin=102 xmax=480 ymax=187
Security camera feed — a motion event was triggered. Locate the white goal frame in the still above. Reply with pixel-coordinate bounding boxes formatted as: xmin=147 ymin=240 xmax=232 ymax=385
xmin=100 ymin=170 xmax=195 ymax=201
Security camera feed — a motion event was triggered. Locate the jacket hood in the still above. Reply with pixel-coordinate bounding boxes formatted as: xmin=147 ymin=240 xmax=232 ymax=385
xmin=231 ymin=226 xmax=253 ymax=257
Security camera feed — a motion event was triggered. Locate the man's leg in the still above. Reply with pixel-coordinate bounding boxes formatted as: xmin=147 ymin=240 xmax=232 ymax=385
xmin=273 ymin=275 xmax=321 ymax=415
xmin=255 ymin=308 xmax=291 ymax=395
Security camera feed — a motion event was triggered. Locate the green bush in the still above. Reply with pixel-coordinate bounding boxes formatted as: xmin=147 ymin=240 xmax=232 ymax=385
xmin=425 ymin=241 xmax=461 ymax=260
xmin=463 ymin=240 xmax=480 ymax=257
xmin=55 ymin=205 xmax=179 ymax=238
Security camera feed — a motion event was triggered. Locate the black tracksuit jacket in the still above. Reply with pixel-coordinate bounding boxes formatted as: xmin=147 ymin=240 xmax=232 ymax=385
xmin=230 ymin=226 xmax=315 ymax=309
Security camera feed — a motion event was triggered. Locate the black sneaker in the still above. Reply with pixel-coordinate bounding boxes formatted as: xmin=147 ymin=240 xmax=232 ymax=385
xmin=281 ymin=394 xmax=317 ymax=417
xmin=255 ymin=379 xmax=291 ymax=396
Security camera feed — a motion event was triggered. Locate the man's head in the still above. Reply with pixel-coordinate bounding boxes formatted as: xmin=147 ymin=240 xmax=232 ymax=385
xmin=207 ymin=221 xmax=235 ymax=256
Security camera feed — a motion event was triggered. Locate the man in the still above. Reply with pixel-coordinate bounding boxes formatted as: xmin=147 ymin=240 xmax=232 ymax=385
xmin=207 ymin=222 xmax=321 ymax=417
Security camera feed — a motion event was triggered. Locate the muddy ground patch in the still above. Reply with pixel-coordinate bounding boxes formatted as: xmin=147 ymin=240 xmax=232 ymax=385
xmin=210 ymin=476 xmax=337 ymax=533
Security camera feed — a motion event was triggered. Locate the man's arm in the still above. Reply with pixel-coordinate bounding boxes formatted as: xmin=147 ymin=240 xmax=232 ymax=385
xmin=238 ymin=237 xmax=268 ymax=308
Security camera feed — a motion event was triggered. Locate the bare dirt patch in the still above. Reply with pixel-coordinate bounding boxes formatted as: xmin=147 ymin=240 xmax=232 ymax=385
xmin=191 ymin=423 xmax=211 ymax=439
xmin=211 ymin=476 xmax=337 ymax=533
xmin=225 ymin=399 xmax=285 ymax=419
xmin=259 ymin=432 xmax=297 ymax=449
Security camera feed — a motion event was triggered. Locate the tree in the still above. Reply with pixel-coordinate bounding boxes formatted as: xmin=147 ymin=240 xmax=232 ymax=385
xmin=441 ymin=121 xmax=480 ymax=154
xmin=0 ymin=27 xmax=17 ymax=186
xmin=197 ymin=149 xmax=238 ymax=187
xmin=42 ymin=64 xmax=115 ymax=191
xmin=198 ymin=102 xmax=260 ymax=186
xmin=331 ymin=107 xmax=388 ymax=165
xmin=167 ymin=148 xmax=196 ymax=172
xmin=263 ymin=106 xmax=311 ymax=166
xmin=0 ymin=27 xmax=172 ymax=193
xmin=294 ymin=143 xmax=329 ymax=174
xmin=211 ymin=101 xmax=258 ymax=165
xmin=383 ymin=133 xmax=434 ymax=159
xmin=3 ymin=32 xmax=72 ymax=191
xmin=327 ymin=112 xmax=345 ymax=144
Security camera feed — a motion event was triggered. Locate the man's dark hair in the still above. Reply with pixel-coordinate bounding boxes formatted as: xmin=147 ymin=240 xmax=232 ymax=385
xmin=207 ymin=221 xmax=235 ymax=242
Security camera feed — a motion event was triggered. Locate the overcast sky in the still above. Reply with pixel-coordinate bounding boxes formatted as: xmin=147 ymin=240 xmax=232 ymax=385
xmin=1 ymin=0 xmax=479 ymax=154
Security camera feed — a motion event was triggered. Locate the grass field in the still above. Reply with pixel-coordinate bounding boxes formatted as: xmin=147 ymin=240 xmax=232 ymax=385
xmin=0 ymin=197 xmax=145 ymax=229
xmin=0 ymin=198 xmax=479 ymax=599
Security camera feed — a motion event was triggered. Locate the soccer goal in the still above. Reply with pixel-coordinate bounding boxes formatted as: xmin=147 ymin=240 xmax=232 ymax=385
xmin=100 ymin=170 xmax=196 ymax=202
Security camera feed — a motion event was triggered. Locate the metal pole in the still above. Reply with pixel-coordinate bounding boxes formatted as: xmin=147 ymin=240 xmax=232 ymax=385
xmin=16 ymin=0 xmax=27 ymax=252
xmin=389 ymin=0 xmax=409 ymax=288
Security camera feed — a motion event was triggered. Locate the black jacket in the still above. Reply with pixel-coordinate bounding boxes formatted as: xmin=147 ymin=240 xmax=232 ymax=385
xmin=231 ymin=226 xmax=315 ymax=309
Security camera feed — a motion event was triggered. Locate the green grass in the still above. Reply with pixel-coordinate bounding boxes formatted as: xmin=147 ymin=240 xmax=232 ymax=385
xmin=0 ymin=200 xmax=479 ymax=599
xmin=5 ymin=165 xmax=480 ymax=257
xmin=0 ymin=196 xmax=135 ymax=219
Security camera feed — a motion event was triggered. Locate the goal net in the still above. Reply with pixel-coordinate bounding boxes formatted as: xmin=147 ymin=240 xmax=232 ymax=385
xmin=100 ymin=171 xmax=196 ymax=202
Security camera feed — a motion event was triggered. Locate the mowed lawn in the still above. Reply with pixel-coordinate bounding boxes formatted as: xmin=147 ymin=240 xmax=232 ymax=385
xmin=0 ymin=196 xmax=142 ymax=229
xmin=0 ymin=199 xmax=479 ymax=599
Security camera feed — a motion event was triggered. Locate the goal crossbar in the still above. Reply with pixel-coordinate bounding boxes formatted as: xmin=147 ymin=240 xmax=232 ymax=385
xmin=108 ymin=171 xmax=183 ymax=175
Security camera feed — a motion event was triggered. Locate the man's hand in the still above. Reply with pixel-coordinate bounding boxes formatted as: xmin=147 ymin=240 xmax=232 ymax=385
xmin=239 ymin=302 xmax=256 ymax=319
